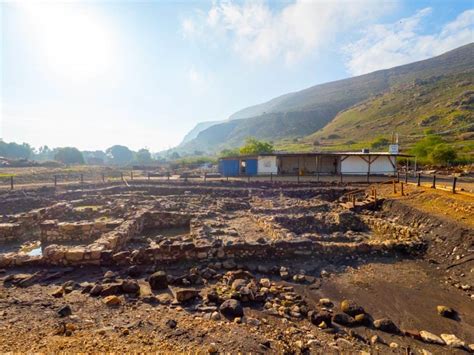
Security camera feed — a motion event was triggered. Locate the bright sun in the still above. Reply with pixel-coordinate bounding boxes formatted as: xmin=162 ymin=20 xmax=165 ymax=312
xmin=18 ymin=2 xmax=115 ymax=82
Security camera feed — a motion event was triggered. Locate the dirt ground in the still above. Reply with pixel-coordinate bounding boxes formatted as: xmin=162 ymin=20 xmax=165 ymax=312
xmin=0 ymin=181 xmax=473 ymax=353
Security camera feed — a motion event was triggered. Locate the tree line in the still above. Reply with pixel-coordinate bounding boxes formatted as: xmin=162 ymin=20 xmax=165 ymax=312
xmin=0 ymin=141 xmax=156 ymax=166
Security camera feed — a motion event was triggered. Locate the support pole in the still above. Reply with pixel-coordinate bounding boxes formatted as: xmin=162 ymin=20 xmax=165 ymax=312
xmin=397 ymin=170 xmax=400 ymax=183
xmin=366 ymin=172 xmax=370 ymax=184
xmin=417 ymin=173 xmax=421 ymax=187
xmin=452 ymin=177 xmax=457 ymax=194
xmin=393 ymin=180 xmax=397 ymax=194
xmin=401 ymin=182 xmax=404 ymax=196
xmin=167 ymin=172 xmax=170 ymax=181
xmin=431 ymin=175 xmax=436 ymax=189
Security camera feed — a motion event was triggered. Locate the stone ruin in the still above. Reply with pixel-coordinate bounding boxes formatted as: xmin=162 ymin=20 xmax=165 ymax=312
xmin=0 ymin=182 xmax=425 ymax=269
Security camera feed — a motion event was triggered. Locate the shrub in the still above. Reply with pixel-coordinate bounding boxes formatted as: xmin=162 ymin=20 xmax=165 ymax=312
xmin=429 ymin=144 xmax=457 ymax=165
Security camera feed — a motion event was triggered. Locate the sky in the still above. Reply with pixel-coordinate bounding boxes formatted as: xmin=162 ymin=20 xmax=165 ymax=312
xmin=0 ymin=0 xmax=473 ymax=152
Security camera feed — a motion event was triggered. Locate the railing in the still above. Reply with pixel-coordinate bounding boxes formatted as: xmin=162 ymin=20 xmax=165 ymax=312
xmin=0 ymin=169 xmax=472 ymax=194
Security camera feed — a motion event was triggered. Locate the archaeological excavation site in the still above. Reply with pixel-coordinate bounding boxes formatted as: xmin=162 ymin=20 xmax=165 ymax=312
xmin=0 ymin=179 xmax=473 ymax=353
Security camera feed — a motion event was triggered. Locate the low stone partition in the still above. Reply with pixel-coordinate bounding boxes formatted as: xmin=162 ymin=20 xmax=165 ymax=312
xmin=0 ymin=223 xmax=28 ymax=244
xmin=143 ymin=211 xmax=193 ymax=230
xmin=39 ymin=219 xmax=123 ymax=243
xmin=362 ymin=216 xmax=420 ymax=241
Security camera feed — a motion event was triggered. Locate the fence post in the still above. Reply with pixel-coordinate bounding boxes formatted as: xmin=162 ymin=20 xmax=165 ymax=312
xmin=130 ymin=171 xmax=133 ymax=180
xmin=401 ymin=182 xmax=404 ymax=196
xmin=431 ymin=174 xmax=436 ymax=189
xmin=393 ymin=180 xmax=397 ymax=194
xmin=417 ymin=173 xmax=421 ymax=187
xmin=452 ymin=177 xmax=457 ymax=194
xmin=352 ymin=194 xmax=356 ymax=208
xmin=10 ymin=176 xmax=14 ymax=190
xmin=54 ymin=175 xmax=57 ymax=187
xmin=397 ymin=170 xmax=400 ymax=183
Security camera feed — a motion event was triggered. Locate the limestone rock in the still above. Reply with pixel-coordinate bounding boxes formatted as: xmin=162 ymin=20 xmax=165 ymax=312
xmin=309 ymin=310 xmax=332 ymax=326
xmin=440 ymin=334 xmax=465 ymax=348
xmin=121 ymin=279 xmax=140 ymax=294
xmin=420 ymin=330 xmax=444 ymax=345
xmin=171 ymin=288 xmax=200 ymax=303
xmin=332 ymin=312 xmax=355 ymax=326
xmin=103 ymin=295 xmax=121 ymax=306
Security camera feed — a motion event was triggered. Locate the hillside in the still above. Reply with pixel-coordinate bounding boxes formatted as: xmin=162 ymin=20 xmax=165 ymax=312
xmin=179 ymin=121 xmax=222 ymax=145
xmin=176 ymin=43 xmax=474 ymax=154
xmin=302 ymin=71 xmax=474 ymax=156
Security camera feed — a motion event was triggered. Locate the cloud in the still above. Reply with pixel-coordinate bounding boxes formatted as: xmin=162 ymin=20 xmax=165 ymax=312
xmin=344 ymin=8 xmax=474 ymax=75
xmin=182 ymin=0 xmax=394 ymax=64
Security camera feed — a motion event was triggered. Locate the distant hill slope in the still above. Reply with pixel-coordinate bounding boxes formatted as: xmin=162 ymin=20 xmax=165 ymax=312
xmin=179 ymin=121 xmax=222 ymax=145
xmin=177 ymin=43 xmax=474 ymax=154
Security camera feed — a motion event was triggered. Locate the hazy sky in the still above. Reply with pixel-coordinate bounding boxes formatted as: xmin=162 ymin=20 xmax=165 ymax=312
xmin=1 ymin=0 xmax=473 ymax=152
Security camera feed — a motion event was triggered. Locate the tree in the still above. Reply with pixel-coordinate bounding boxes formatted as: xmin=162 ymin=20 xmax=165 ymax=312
xmin=136 ymin=148 xmax=153 ymax=164
xmin=370 ymin=137 xmax=390 ymax=150
xmin=239 ymin=137 xmax=274 ymax=155
xmin=411 ymin=134 xmax=444 ymax=158
xmin=429 ymin=144 xmax=457 ymax=165
xmin=219 ymin=148 xmax=240 ymax=157
xmin=0 ymin=141 xmax=33 ymax=159
xmin=106 ymin=145 xmax=134 ymax=165
xmin=170 ymin=151 xmax=181 ymax=160
xmin=53 ymin=147 xmax=84 ymax=164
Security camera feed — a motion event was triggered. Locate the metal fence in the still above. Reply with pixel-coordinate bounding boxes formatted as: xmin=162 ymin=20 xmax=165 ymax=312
xmin=0 ymin=169 xmax=473 ymax=193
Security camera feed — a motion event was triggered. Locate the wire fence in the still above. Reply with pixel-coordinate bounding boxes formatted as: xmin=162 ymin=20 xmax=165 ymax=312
xmin=1 ymin=169 xmax=472 ymax=193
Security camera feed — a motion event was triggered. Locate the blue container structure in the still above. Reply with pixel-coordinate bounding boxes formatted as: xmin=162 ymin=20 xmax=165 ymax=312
xmin=218 ymin=157 xmax=258 ymax=176
xmin=219 ymin=159 xmax=240 ymax=176
xmin=245 ymin=159 xmax=258 ymax=175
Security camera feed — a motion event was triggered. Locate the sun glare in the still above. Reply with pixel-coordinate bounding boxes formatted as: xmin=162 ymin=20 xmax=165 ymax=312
xmin=18 ymin=2 xmax=115 ymax=82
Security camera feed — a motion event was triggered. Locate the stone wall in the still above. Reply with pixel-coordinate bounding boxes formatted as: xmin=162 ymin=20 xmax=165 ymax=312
xmin=39 ymin=219 xmax=123 ymax=243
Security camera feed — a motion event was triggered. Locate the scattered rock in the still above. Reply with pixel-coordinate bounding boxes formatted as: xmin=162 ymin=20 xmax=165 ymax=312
xmin=332 ymin=313 xmax=355 ymax=326
xmin=420 ymin=330 xmax=444 ymax=345
xmin=340 ymin=299 xmax=364 ymax=316
xmin=51 ymin=287 xmax=64 ymax=298
xmin=149 ymin=271 xmax=168 ymax=290
xmin=171 ymin=288 xmax=200 ymax=303
xmin=89 ymin=284 xmax=103 ymax=297
xmin=440 ymin=334 xmax=465 ymax=348
xmin=103 ymin=295 xmax=121 ymax=307
xmin=436 ymin=305 xmax=456 ymax=319
xmin=210 ymin=311 xmax=221 ymax=321
xmin=309 ymin=310 xmax=332 ymax=326
xmin=100 ymin=283 xmax=122 ymax=297
xmin=370 ymin=335 xmax=382 ymax=345
xmin=165 ymin=319 xmax=177 ymax=329
xmin=319 ymin=298 xmax=333 ymax=307
xmin=373 ymin=318 xmax=398 ymax=333
xmin=219 ymin=299 xmax=243 ymax=318
xmin=121 ymin=279 xmax=140 ymax=294
xmin=207 ymin=342 xmax=218 ymax=353
xmin=57 ymin=305 xmax=72 ymax=317
xmin=389 ymin=342 xmax=399 ymax=349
